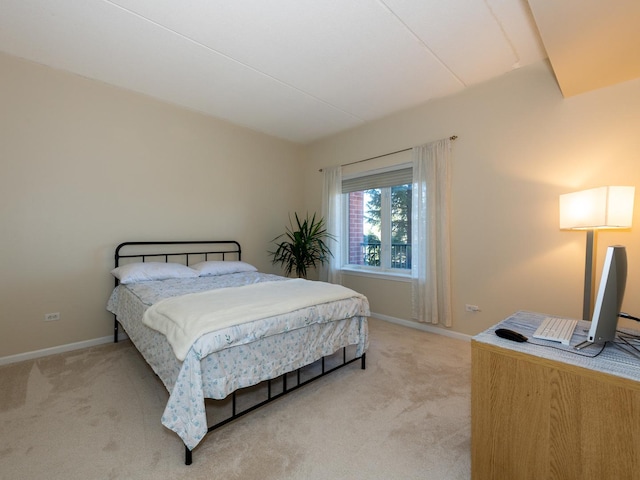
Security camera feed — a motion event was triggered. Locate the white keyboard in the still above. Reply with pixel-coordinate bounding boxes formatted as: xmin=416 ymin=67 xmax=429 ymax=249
xmin=532 ymin=317 xmax=578 ymax=345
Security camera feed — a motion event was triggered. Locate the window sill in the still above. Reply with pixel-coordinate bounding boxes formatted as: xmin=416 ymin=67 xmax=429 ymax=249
xmin=340 ymin=266 xmax=412 ymax=283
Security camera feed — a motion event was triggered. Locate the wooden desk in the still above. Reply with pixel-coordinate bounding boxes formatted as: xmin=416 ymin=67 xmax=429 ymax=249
xmin=471 ymin=311 xmax=640 ymax=480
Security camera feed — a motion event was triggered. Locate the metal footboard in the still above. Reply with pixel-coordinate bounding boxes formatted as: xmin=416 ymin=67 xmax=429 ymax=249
xmin=185 ymin=348 xmax=366 ymax=465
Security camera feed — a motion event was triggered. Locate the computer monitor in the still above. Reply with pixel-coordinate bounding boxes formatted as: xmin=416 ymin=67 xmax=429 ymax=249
xmin=582 ymin=245 xmax=627 ymax=346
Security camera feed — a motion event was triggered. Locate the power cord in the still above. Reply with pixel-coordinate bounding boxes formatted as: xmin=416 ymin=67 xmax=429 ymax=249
xmin=526 ymin=339 xmax=607 ymax=358
xmin=619 ymin=312 xmax=640 ymax=322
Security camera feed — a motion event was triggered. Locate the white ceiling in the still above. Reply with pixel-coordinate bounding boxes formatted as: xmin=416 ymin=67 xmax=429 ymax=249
xmin=0 ymin=1 xmax=633 ymax=144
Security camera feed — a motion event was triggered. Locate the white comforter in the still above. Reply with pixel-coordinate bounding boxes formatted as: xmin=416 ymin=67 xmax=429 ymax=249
xmin=142 ymin=278 xmax=367 ymax=361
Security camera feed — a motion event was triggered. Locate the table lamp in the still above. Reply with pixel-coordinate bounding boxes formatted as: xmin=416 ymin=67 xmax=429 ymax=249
xmin=560 ymin=186 xmax=635 ymax=320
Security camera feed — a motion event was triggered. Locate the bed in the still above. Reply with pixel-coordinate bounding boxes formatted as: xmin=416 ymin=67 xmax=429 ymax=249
xmin=106 ymin=241 xmax=369 ymax=465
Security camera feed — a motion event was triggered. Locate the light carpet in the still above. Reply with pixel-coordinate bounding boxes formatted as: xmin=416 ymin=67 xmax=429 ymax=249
xmin=0 ymin=318 xmax=471 ymax=479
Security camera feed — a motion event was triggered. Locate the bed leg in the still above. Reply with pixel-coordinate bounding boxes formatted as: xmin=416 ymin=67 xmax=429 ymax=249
xmin=361 ymin=352 xmax=366 ymax=370
xmin=113 ymin=317 xmax=119 ymax=344
xmin=185 ymin=446 xmax=192 ymax=465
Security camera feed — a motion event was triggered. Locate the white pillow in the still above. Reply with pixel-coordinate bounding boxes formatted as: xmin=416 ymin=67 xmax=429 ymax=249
xmin=191 ymin=260 xmax=257 ymax=277
xmin=111 ymin=262 xmax=199 ymax=284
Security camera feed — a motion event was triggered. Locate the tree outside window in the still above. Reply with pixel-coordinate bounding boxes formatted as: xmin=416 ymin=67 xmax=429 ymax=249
xmin=346 ymin=182 xmax=412 ymax=270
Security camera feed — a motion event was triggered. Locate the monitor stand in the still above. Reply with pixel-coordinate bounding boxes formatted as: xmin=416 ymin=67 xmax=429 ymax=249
xmin=574 ymin=339 xmax=593 ymax=350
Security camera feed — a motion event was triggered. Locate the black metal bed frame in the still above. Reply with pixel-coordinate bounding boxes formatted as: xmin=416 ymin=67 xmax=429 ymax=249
xmin=111 ymin=241 xmax=366 ymax=465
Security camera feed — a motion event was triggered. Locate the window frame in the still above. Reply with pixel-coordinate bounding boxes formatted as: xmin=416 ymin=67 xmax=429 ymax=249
xmin=340 ymin=164 xmax=413 ymax=279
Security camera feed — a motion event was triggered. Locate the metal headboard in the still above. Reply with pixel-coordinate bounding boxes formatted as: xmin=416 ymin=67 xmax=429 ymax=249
xmin=114 ymin=240 xmax=242 ymax=286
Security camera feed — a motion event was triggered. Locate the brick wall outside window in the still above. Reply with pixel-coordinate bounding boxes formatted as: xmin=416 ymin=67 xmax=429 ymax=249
xmin=348 ymin=192 xmax=364 ymax=264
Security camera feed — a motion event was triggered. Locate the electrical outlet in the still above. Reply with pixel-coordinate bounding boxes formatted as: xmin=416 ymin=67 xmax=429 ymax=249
xmin=465 ymin=304 xmax=480 ymax=312
xmin=44 ymin=312 xmax=60 ymax=322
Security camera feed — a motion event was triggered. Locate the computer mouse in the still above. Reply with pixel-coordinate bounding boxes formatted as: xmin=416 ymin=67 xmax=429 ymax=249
xmin=495 ymin=328 xmax=528 ymax=342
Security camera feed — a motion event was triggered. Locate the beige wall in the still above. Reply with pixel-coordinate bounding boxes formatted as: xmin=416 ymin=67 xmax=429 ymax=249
xmin=303 ymin=60 xmax=640 ymax=336
xmin=0 ymin=52 xmax=303 ymax=357
xmin=3 ymin=52 xmax=639 ymax=359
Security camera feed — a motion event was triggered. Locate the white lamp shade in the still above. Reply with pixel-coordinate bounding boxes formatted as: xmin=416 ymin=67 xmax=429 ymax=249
xmin=559 ymin=186 xmax=635 ymax=229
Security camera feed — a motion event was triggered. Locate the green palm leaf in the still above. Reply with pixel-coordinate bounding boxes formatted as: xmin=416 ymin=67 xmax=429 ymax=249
xmin=269 ymin=213 xmax=335 ymax=278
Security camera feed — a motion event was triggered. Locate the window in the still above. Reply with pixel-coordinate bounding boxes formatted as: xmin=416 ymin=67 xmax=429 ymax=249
xmin=342 ymin=166 xmax=412 ymax=273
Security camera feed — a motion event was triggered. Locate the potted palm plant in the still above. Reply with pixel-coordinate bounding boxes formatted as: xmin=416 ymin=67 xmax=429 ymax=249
xmin=269 ymin=212 xmax=335 ymax=278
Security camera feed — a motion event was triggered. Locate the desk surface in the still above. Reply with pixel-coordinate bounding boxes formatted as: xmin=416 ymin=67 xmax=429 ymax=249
xmin=473 ymin=310 xmax=640 ymax=383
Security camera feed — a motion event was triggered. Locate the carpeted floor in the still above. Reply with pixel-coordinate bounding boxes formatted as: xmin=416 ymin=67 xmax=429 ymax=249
xmin=0 ymin=318 xmax=471 ymax=479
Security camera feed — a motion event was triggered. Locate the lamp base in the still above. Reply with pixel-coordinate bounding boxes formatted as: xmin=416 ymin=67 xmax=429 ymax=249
xmin=582 ymin=229 xmax=595 ymax=321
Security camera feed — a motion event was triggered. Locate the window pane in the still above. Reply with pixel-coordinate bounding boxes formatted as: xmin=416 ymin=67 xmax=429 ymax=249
xmin=391 ymin=184 xmax=411 ymax=269
xmin=348 ymin=189 xmax=381 ymax=266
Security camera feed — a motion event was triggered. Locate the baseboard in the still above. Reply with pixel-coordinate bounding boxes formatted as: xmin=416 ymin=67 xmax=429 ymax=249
xmin=0 ymin=332 xmax=129 ymax=366
xmin=1 ymin=314 xmax=467 ymax=366
xmin=371 ymin=312 xmax=472 ymax=342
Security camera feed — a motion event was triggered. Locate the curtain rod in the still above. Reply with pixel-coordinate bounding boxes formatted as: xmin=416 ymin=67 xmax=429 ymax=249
xmin=319 ymin=135 xmax=457 ymax=172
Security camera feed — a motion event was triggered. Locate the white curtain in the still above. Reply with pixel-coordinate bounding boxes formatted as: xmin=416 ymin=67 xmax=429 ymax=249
xmin=411 ymin=139 xmax=452 ymax=326
xmin=320 ymin=165 xmax=343 ymax=284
